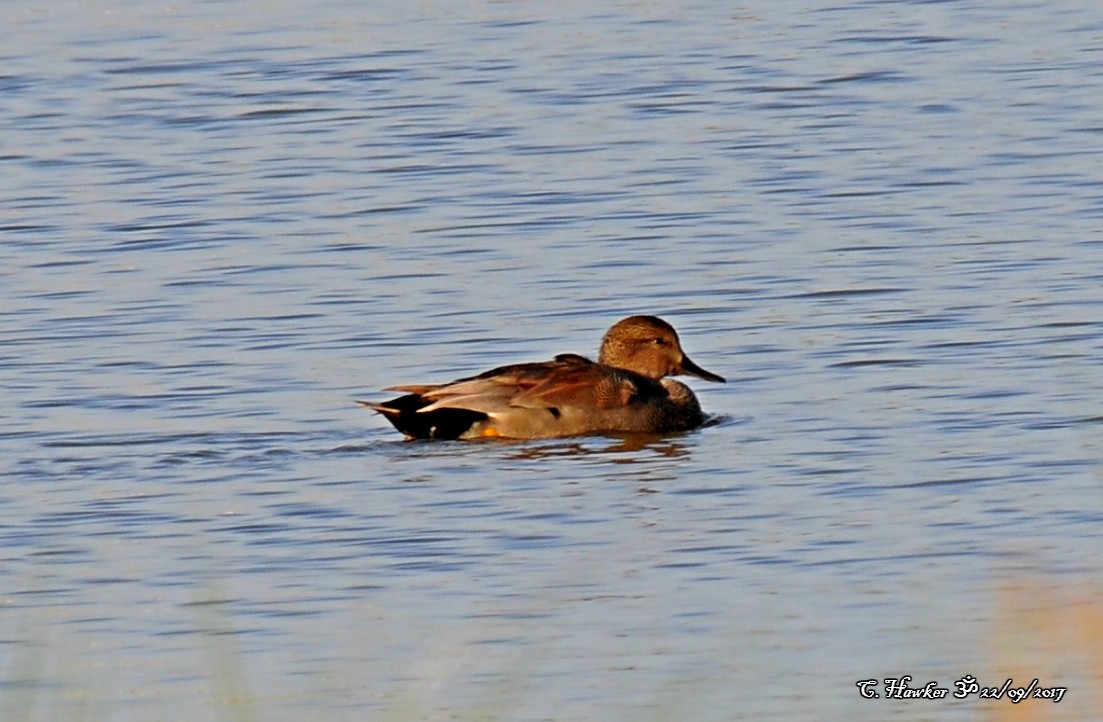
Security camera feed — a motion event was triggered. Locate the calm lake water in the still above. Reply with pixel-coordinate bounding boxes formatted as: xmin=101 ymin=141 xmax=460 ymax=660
xmin=3 ymin=1 xmax=1102 ymax=720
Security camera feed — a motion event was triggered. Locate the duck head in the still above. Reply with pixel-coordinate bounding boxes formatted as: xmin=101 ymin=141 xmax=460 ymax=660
xmin=599 ymin=315 xmax=726 ymax=383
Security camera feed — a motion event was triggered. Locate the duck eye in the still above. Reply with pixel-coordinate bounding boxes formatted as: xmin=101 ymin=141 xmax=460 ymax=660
xmin=651 ymin=337 xmax=666 ymax=346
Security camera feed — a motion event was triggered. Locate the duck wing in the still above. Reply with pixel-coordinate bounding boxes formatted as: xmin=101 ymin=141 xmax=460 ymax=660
xmin=512 ymin=363 xmax=646 ymax=411
xmin=412 ymin=354 xmax=598 ymax=415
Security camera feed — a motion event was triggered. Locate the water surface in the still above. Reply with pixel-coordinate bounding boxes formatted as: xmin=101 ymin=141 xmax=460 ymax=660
xmin=3 ymin=1 xmax=1102 ymax=720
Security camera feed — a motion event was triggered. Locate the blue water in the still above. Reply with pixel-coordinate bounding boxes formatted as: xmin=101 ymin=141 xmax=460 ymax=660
xmin=3 ymin=1 xmax=1102 ymax=720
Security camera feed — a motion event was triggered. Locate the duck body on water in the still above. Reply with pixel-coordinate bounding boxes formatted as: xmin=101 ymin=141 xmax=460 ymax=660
xmin=361 ymin=315 xmax=725 ymax=440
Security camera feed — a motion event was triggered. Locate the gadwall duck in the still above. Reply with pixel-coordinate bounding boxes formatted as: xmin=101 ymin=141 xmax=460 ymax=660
xmin=360 ymin=315 xmax=725 ymax=440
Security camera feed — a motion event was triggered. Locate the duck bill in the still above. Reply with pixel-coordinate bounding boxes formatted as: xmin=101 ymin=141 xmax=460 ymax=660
xmin=679 ymin=354 xmax=726 ymax=383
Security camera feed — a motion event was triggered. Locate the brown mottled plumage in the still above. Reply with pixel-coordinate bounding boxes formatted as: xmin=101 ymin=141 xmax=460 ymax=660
xmin=359 ymin=315 xmax=725 ymax=440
